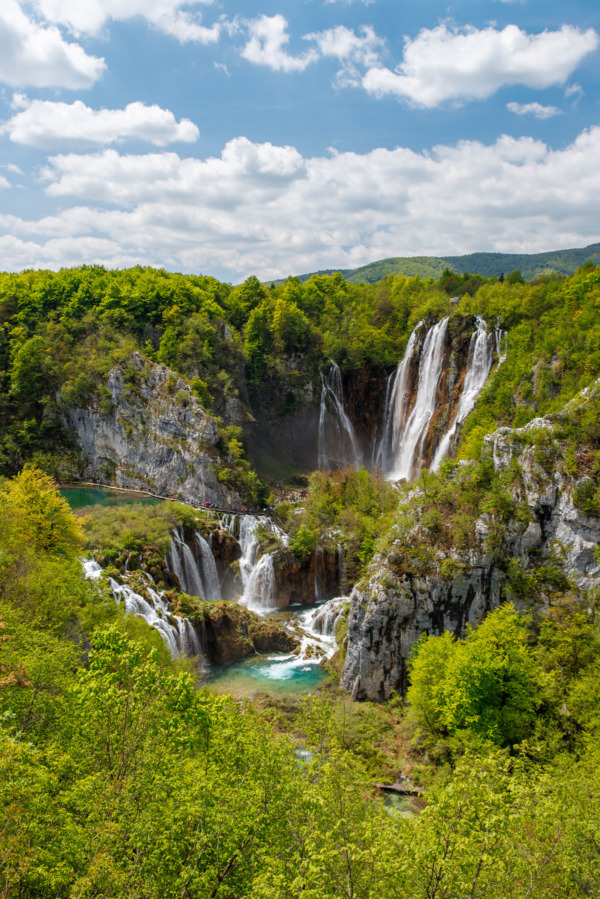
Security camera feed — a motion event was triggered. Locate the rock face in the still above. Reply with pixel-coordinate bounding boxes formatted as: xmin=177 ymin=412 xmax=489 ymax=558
xmin=61 ymin=353 xmax=238 ymax=506
xmin=190 ymin=600 xmax=298 ymax=666
xmin=272 ymin=544 xmax=344 ymax=607
xmin=341 ymin=393 xmax=600 ymax=701
xmin=340 ymin=554 xmax=504 ymax=701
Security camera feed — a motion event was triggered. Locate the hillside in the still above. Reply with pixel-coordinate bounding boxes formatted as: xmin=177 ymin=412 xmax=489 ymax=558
xmin=273 ymin=241 xmax=600 ymax=285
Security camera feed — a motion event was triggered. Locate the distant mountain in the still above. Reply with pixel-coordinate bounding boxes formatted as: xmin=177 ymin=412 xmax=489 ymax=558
xmin=267 ymin=242 xmax=600 ymax=285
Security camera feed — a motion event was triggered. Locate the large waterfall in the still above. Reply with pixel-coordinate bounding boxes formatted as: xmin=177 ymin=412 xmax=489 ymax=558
xmin=386 ymin=317 xmax=449 ymax=481
xmin=374 ymin=323 xmax=422 ymax=471
xmin=318 ymin=362 xmax=362 ymax=470
xmin=431 ymin=316 xmax=494 ymax=471
xmin=373 ymin=315 xmax=506 ymax=479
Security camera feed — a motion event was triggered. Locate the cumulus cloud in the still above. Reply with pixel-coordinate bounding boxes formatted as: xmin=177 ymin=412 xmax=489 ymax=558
xmin=242 ymin=14 xmax=318 ymax=72
xmin=507 ymin=101 xmax=561 ymax=119
xmin=0 ymin=0 xmax=105 ymax=88
xmin=1 ymin=97 xmax=199 ymax=148
xmin=363 ymin=23 xmax=599 ymax=107
xmin=0 ymin=128 xmax=593 ymax=280
xmin=26 ymin=0 xmax=220 ymax=43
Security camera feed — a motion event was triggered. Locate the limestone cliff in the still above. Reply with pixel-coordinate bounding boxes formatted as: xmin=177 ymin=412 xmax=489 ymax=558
xmin=61 ymin=353 xmax=239 ymax=506
xmin=340 ymin=385 xmax=600 ymax=701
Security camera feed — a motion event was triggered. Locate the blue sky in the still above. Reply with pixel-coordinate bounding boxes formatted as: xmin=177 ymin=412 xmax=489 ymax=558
xmin=0 ymin=0 xmax=599 ymax=281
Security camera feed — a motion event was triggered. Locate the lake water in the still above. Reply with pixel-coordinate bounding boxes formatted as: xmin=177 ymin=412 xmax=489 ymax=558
xmin=61 ymin=485 xmax=163 ymax=510
xmin=206 ymin=651 xmax=330 ymax=697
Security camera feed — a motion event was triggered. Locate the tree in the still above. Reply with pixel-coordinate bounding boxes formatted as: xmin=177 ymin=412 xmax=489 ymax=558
xmin=407 ymin=605 xmax=542 ymax=747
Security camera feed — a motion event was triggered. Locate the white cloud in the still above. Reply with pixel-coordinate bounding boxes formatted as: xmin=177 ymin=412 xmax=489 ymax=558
xmin=306 ymin=24 xmax=384 ymax=85
xmin=565 ymin=82 xmax=584 ymax=100
xmin=363 ymin=24 xmax=599 ymax=107
xmin=307 ymin=25 xmax=383 ymax=65
xmin=242 ymin=14 xmax=318 ymax=73
xmin=0 ymin=0 xmax=105 ymax=89
xmin=507 ymin=101 xmax=561 ymax=119
xmin=1 ymin=97 xmax=199 ymax=147
xmin=3 ymin=128 xmax=600 ymax=279
xmin=27 ymin=0 xmax=221 ymax=43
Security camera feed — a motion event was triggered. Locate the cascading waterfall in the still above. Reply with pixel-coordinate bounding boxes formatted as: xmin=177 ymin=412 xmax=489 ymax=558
xmin=431 ymin=316 xmax=494 ymax=470
xmin=238 ymin=515 xmax=265 ymax=589
xmin=235 ymin=514 xmax=278 ymax=613
xmin=296 ymin=596 xmax=347 ymax=660
xmin=318 ymin=362 xmax=362 ymax=470
xmin=495 ymin=327 xmax=508 ymax=365
xmin=168 ymin=529 xmax=205 ymax=597
xmin=83 ymin=559 xmax=206 ymax=664
xmin=195 ymin=532 xmax=221 ymax=601
xmin=387 ymin=317 xmax=449 ymax=481
xmin=375 ymin=323 xmax=422 ymax=470
xmin=241 ymin=552 xmax=276 ymax=614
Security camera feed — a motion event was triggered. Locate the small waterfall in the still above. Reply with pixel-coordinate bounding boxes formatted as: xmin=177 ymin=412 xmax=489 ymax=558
xmin=195 ymin=532 xmax=221 ymax=601
xmin=495 ymin=327 xmax=508 ymax=365
xmin=83 ymin=558 xmax=207 ymax=664
xmin=388 ymin=317 xmax=449 ymax=481
xmin=238 ymin=515 xmax=265 ymax=589
xmin=169 ymin=529 xmax=205 ymax=597
xmin=375 ymin=323 xmax=422 ymax=470
xmin=431 ymin=316 xmax=494 ymax=470
xmin=241 ymin=553 xmax=276 ymax=614
xmin=318 ymin=362 xmax=362 ymax=470
xmin=296 ymin=597 xmax=347 ymax=660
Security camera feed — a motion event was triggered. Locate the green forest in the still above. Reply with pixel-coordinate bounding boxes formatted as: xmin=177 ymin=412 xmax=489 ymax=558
xmin=3 ymin=259 xmax=600 ymax=896
xmin=286 ymin=241 xmax=600 ymax=284
xmin=3 ymin=260 xmax=600 ymax=483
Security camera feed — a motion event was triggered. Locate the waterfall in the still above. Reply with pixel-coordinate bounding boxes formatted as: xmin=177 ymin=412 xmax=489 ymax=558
xmin=241 ymin=553 xmax=276 ymax=614
xmin=83 ymin=559 xmax=207 ymax=662
xmin=296 ymin=597 xmax=347 ymax=660
xmin=318 ymin=362 xmax=362 ymax=470
xmin=238 ymin=515 xmax=264 ymax=589
xmin=169 ymin=529 xmax=205 ymax=597
xmin=195 ymin=532 xmax=221 ymax=601
xmin=431 ymin=316 xmax=494 ymax=470
xmin=388 ymin=317 xmax=449 ymax=481
xmin=375 ymin=323 xmax=422 ymax=470
xmin=495 ymin=327 xmax=508 ymax=365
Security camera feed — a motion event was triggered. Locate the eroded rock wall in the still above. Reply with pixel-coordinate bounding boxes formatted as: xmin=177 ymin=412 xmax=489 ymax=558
xmin=341 ymin=392 xmax=600 ymax=701
xmin=61 ymin=353 xmax=239 ymax=506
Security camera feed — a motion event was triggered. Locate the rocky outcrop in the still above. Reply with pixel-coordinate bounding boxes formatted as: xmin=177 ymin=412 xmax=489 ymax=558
xmin=61 ymin=353 xmax=239 ymax=506
xmin=341 ymin=388 xmax=600 ymax=701
xmin=340 ymin=553 xmax=504 ymax=701
xmin=272 ymin=543 xmax=344 ymax=606
xmin=174 ymin=595 xmax=298 ymax=665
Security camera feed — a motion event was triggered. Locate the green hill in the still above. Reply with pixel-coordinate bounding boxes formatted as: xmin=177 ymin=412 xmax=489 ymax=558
xmin=271 ymin=241 xmax=600 ymax=285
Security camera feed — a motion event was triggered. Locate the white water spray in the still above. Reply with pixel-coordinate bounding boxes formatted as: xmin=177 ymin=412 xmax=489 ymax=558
xmin=431 ymin=316 xmax=494 ymax=470
xmin=318 ymin=362 xmax=362 ymax=470
xmin=388 ymin=317 xmax=449 ymax=480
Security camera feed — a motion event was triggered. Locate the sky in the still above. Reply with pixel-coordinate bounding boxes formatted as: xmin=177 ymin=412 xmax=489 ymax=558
xmin=0 ymin=0 xmax=599 ymax=283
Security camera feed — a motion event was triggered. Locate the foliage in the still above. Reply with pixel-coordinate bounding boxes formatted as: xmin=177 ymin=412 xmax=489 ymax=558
xmin=3 ymin=472 xmax=600 ymax=896
xmin=295 ymin=467 xmax=397 ymax=579
xmin=81 ymin=499 xmax=197 ymax=555
xmin=407 ymin=605 xmax=542 ymax=748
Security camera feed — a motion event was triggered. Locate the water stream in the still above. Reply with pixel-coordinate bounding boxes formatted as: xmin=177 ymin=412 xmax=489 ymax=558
xmin=318 ymin=362 xmax=362 ymax=470
xmin=431 ymin=316 xmax=494 ymax=470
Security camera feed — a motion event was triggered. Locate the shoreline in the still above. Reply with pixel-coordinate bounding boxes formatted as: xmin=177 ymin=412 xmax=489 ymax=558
xmin=59 ymin=481 xmax=272 ymax=517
